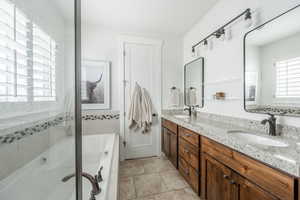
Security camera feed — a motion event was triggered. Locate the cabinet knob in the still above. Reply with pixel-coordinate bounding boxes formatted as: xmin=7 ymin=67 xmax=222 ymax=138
xmin=223 ymin=175 xmax=229 ymax=179
xmin=184 ymin=134 xmax=192 ymax=137
xmin=230 ymin=180 xmax=236 ymax=185
xmin=184 ymin=149 xmax=189 ymax=153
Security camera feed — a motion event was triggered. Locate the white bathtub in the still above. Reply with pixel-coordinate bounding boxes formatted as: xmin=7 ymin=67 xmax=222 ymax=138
xmin=0 ymin=134 xmax=119 ymax=200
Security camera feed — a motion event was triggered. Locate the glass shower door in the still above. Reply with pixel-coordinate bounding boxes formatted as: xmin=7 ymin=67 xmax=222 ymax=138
xmin=0 ymin=0 xmax=80 ymax=199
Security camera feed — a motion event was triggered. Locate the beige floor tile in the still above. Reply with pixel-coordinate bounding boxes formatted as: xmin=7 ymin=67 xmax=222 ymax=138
xmin=154 ymin=188 xmax=201 ymax=200
xmin=154 ymin=190 xmax=186 ymax=200
xmin=134 ymin=173 xmax=168 ymax=197
xmin=142 ymin=157 xmax=175 ymax=174
xmin=120 ymin=159 xmax=145 ymax=177
xmin=134 ymin=196 xmax=156 ymax=200
xmin=119 ymin=177 xmax=136 ymax=200
xmin=160 ymin=170 xmax=188 ymax=190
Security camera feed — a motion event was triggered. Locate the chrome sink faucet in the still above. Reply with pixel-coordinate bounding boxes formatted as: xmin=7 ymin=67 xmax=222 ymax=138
xmin=184 ymin=105 xmax=198 ymax=117
xmin=261 ymin=113 xmax=277 ymax=136
xmin=62 ymin=172 xmax=101 ymax=200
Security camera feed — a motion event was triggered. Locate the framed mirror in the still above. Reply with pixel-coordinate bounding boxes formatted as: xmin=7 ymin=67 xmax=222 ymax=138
xmin=244 ymin=5 xmax=300 ymax=117
xmin=184 ymin=57 xmax=204 ymax=108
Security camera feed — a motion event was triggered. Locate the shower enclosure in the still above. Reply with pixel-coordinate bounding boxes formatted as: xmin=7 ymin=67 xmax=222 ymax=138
xmin=0 ymin=0 xmax=82 ymax=199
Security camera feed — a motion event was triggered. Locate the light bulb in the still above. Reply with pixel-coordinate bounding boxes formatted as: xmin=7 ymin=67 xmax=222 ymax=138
xmin=244 ymin=18 xmax=253 ymax=28
xmin=204 ymin=40 xmax=208 ymax=51
xmin=196 ymin=47 xmax=201 ymax=57
xmin=191 ymin=47 xmax=196 ymax=57
xmin=225 ymin=28 xmax=232 ymax=41
xmin=220 ymin=33 xmax=225 ymax=42
xmin=208 ymin=40 xmax=213 ymax=50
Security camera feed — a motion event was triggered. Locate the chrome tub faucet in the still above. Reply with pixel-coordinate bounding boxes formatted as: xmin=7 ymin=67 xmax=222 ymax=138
xmin=62 ymin=172 xmax=101 ymax=200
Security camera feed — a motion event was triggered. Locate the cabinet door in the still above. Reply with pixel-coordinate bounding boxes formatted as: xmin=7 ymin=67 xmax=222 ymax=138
xmin=234 ymin=173 xmax=279 ymax=200
xmin=202 ymin=154 xmax=234 ymax=200
xmin=162 ymin=128 xmax=170 ymax=157
xmin=169 ymin=132 xmax=178 ymax=168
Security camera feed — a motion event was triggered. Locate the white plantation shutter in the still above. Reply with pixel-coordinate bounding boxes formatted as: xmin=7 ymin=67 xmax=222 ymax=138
xmin=33 ymin=25 xmax=56 ymax=101
xmin=0 ymin=0 xmax=56 ymax=103
xmin=276 ymin=57 xmax=300 ymax=98
xmin=0 ymin=0 xmax=30 ymax=102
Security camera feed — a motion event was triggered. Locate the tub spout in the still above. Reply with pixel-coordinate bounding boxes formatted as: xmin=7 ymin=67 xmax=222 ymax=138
xmin=62 ymin=172 xmax=101 ymax=200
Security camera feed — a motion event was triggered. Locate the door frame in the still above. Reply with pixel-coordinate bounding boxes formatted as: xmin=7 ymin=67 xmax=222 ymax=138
xmin=119 ymin=35 xmax=163 ymax=161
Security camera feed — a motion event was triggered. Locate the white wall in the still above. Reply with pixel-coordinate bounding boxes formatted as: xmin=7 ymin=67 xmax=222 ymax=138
xmin=82 ymin=24 xmax=183 ymax=112
xmin=183 ymin=0 xmax=300 ymax=126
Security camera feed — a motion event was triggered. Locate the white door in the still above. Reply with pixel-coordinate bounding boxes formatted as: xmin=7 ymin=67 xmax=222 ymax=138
xmin=120 ymin=36 xmax=162 ymax=159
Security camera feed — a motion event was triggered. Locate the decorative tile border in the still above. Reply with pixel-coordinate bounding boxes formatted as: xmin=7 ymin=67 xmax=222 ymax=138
xmin=0 ymin=113 xmax=120 ymax=145
xmin=82 ymin=114 xmax=120 ymax=121
xmin=0 ymin=115 xmax=68 ymax=145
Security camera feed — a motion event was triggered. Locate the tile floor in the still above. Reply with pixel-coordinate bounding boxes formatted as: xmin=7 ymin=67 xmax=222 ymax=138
xmin=119 ymin=156 xmax=201 ymax=200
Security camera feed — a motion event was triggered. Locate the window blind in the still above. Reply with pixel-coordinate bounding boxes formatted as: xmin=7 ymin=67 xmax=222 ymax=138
xmin=276 ymin=57 xmax=300 ymax=98
xmin=0 ymin=0 xmax=56 ymax=103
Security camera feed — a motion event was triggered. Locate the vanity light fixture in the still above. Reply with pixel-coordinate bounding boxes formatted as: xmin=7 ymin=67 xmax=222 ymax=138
xmin=244 ymin=9 xmax=253 ymax=28
xmin=191 ymin=8 xmax=252 ymax=53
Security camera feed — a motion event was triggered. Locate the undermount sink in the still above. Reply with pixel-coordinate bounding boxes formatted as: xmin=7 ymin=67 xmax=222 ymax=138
xmin=228 ymin=131 xmax=289 ymax=147
xmin=173 ymin=114 xmax=190 ymax=119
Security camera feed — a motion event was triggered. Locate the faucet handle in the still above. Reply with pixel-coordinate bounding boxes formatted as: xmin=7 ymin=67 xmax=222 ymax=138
xmin=96 ymin=166 xmax=103 ymax=183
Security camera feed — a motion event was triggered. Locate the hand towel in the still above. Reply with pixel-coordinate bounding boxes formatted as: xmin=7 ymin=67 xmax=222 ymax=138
xmin=188 ymin=88 xmax=197 ymax=106
xmin=141 ymin=88 xmax=153 ymax=133
xmin=170 ymin=88 xmax=180 ymax=107
xmin=128 ymin=83 xmax=142 ymax=128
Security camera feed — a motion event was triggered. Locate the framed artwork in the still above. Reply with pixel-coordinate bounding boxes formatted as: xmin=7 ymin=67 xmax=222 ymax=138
xmin=81 ymin=60 xmax=111 ymax=110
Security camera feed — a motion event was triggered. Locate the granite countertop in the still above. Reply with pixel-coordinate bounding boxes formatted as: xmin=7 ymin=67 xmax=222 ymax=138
xmin=162 ymin=113 xmax=300 ymax=177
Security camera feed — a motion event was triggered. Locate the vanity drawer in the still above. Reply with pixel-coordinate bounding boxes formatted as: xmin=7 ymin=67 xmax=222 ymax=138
xmin=162 ymin=119 xmax=178 ymax=133
xmin=179 ymin=126 xmax=199 ymax=147
xmin=201 ymin=137 xmax=295 ymax=200
xmin=179 ymin=156 xmax=199 ymax=193
xmin=179 ymin=138 xmax=199 ymax=171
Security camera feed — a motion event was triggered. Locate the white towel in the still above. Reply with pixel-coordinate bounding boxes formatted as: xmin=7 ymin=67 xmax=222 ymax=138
xmin=128 ymin=83 xmax=142 ymax=128
xmin=128 ymin=83 xmax=154 ymax=133
xmin=170 ymin=88 xmax=180 ymax=107
xmin=187 ymin=88 xmax=197 ymax=106
xmin=141 ymin=88 xmax=153 ymax=133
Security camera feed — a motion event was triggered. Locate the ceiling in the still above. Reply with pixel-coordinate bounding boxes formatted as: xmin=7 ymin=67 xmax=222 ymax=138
xmin=53 ymin=0 xmax=219 ymax=35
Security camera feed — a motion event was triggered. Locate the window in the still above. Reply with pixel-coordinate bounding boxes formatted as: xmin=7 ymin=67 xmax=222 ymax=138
xmin=275 ymin=57 xmax=300 ymax=98
xmin=0 ymin=0 xmax=56 ymax=103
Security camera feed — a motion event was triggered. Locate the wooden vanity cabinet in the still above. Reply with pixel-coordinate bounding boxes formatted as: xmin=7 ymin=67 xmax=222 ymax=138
xmin=202 ymin=153 xmax=280 ymax=200
xmin=161 ymin=118 xmax=298 ymax=200
xmin=201 ymin=137 xmax=295 ymax=200
xmin=201 ymin=153 xmax=235 ymax=200
xmin=178 ymin=126 xmax=200 ymax=194
xmin=162 ymin=128 xmax=170 ymax=156
xmin=162 ymin=119 xmax=178 ymax=168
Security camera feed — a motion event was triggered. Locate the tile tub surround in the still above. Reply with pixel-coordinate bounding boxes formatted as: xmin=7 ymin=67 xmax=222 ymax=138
xmin=119 ymin=156 xmax=201 ymax=200
xmin=162 ymin=110 xmax=300 ymax=177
